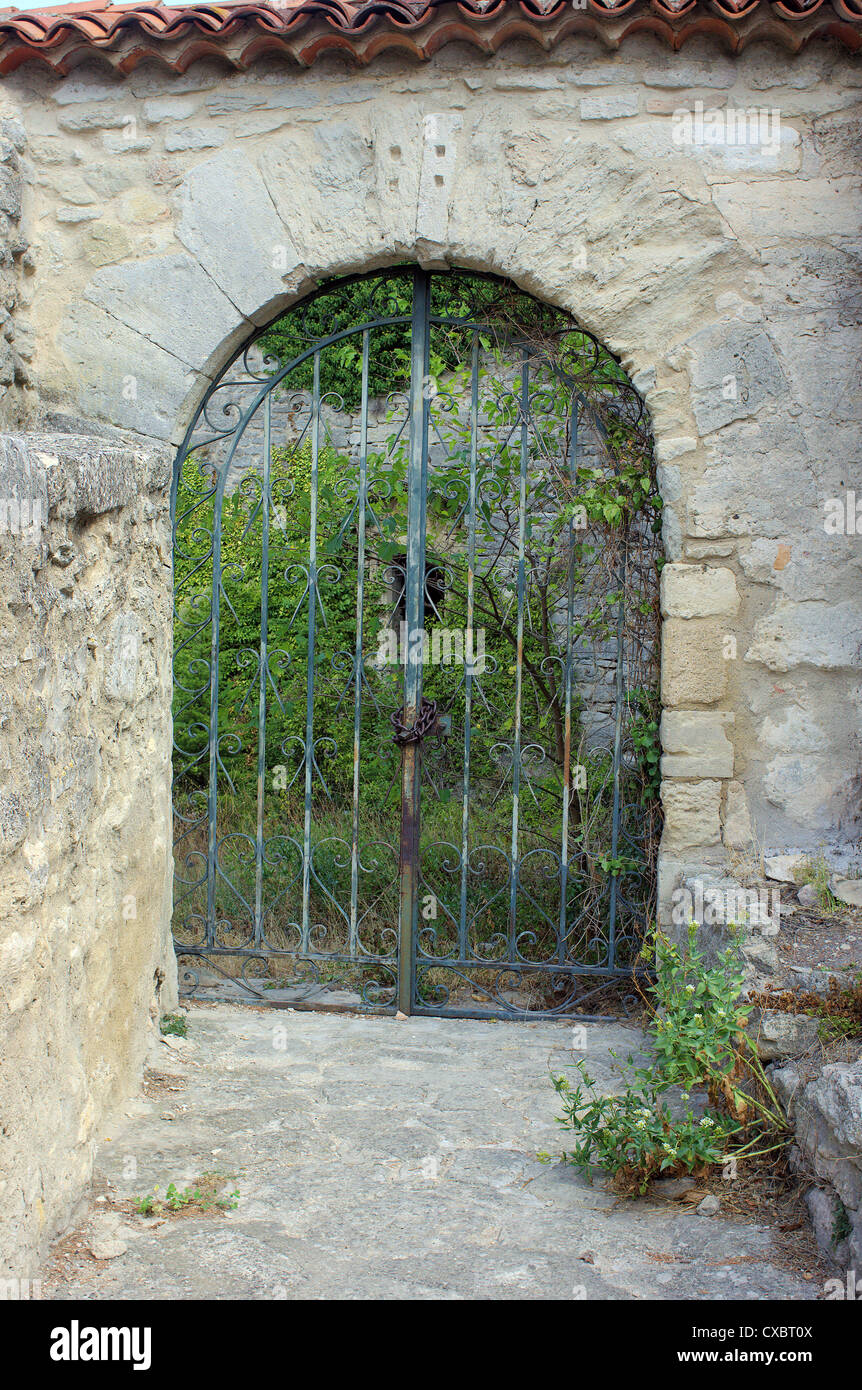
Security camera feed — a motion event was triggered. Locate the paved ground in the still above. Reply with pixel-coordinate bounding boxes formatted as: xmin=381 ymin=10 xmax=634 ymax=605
xmin=45 ymin=1002 xmax=817 ymax=1300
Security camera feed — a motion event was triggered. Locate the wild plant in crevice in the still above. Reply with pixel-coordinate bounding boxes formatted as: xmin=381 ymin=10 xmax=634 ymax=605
xmin=543 ymin=924 xmax=791 ymax=1196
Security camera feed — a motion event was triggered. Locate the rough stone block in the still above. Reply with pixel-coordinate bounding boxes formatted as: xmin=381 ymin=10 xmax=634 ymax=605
xmin=58 ymin=107 xmax=128 ymax=132
xmin=579 ymin=93 xmax=639 ymax=120
xmin=793 ymin=1061 xmax=862 ymax=1218
xmin=685 ymin=416 xmax=816 ymax=540
xmin=661 ymin=779 xmax=723 ymax=850
xmin=805 ymin=1188 xmax=844 ymax=1264
xmin=82 ymin=252 xmax=242 ymax=373
xmin=655 ymin=435 xmax=697 ymax=464
xmin=51 ymin=78 xmax=123 ymax=106
xmin=762 ymin=753 xmax=856 ymax=832
xmin=722 ymin=780 xmax=753 ymax=849
xmin=747 ymin=1009 xmax=821 ymax=1061
xmin=82 ymin=223 xmax=133 ymax=266
xmin=164 ymin=128 xmax=226 ymax=153
xmin=0 ymin=431 xmax=176 ymax=1282
xmin=687 ymin=323 xmax=786 ymax=436
xmin=745 ymin=599 xmax=862 ymax=673
xmin=59 ymin=302 xmax=198 ymax=440
xmin=759 ymin=705 xmax=828 ymax=754
xmin=660 ymin=710 xmax=734 ymax=778
xmin=143 ymin=97 xmax=198 ymax=124
xmin=712 ymin=178 xmax=862 ymax=251
xmin=763 ymin=853 xmax=807 ymax=884
xmin=56 ymin=207 xmax=100 ymax=224
xmin=176 ymin=148 xmax=301 ymax=321
xmin=661 ymin=563 xmax=740 ymax=619
xmin=2 ymin=117 xmax=26 ymax=153
xmin=642 ymin=62 xmax=736 ymax=90
xmin=101 ymin=132 xmax=153 ymax=154
xmin=662 ymin=505 xmax=683 ymax=561
xmin=832 ymin=878 xmax=862 ymax=908
xmin=0 ymin=166 xmax=22 ymax=219
xmin=661 ymin=619 xmax=729 ymax=706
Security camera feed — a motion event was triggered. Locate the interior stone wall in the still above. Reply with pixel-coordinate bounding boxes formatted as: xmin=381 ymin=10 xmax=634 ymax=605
xmin=0 ymin=31 xmax=860 ymax=1268
xmin=0 ymin=432 xmax=177 ymax=1279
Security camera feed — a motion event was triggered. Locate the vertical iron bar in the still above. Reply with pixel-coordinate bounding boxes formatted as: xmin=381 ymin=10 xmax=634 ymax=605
xmin=253 ymin=395 xmax=272 ymax=945
xmin=300 ymin=352 xmax=321 ymax=952
xmin=507 ymin=350 xmax=529 ymax=957
xmin=349 ymin=330 xmax=370 ymax=956
xmin=558 ymin=398 xmax=577 ymax=963
xmin=459 ymin=330 xmax=479 ymax=959
xmin=397 ymin=268 xmax=431 ymax=1014
xmin=608 ymin=549 xmax=627 ymax=966
xmin=205 ymin=471 xmax=223 ymax=948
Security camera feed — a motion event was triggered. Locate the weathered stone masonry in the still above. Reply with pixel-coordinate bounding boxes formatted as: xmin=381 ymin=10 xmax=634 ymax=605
xmin=0 ymin=432 xmax=176 ymax=1278
xmin=0 ymin=2 xmax=860 ymax=1274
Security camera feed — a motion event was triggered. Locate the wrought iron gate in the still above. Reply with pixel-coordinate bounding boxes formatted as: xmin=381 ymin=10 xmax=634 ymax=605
xmin=171 ymin=268 xmax=661 ymax=1018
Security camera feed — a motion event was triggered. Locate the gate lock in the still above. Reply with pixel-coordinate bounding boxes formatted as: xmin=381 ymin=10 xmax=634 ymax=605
xmin=390 ymin=697 xmax=443 ymax=746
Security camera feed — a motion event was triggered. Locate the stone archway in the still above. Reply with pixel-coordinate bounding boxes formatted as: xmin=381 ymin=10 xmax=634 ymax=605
xmin=21 ymin=81 xmax=856 ymax=953
xmin=38 ymin=116 xmax=765 ymax=955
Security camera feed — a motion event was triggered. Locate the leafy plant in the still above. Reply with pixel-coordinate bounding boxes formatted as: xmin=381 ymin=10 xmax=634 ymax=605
xmin=627 ymin=687 xmax=661 ymax=805
xmin=574 ymin=458 xmax=662 ymax=533
xmin=544 ymin=1068 xmax=735 ymax=1195
xmin=159 ymin=1013 xmax=188 ymax=1038
xmin=543 ymin=924 xmax=791 ymax=1196
xmin=597 ymin=853 xmax=641 ymax=877
xmin=135 ymin=1173 xmax=240 ymax=1218
xmin=257 ymin=272 xmax=511 ymax=409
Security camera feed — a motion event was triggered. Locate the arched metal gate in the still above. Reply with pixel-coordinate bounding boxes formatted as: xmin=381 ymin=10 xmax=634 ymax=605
xmin=171 ymin=268 xmax=661 ymax=1018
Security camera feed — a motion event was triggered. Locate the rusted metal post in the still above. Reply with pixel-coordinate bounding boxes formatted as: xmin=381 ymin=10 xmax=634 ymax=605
xmin=396 ymin=268 xmax=431 ymax=1015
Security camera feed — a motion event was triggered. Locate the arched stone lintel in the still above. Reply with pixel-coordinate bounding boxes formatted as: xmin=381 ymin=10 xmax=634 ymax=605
xmin=52 ymin=120 xmax=735 ymax=452
xmin=168 ymin=247 xmax=667 ymax=451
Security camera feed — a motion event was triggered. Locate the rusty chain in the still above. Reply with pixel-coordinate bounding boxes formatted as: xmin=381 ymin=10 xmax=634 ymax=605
xmin=390 ymin=696 xmax=439 ymax=746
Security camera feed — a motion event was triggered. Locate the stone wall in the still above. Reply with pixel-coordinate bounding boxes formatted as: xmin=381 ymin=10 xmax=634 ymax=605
xmin=0 ymin=90 xmax=36 ymax=432
xmin=2 ymin=36 xmax=858 ymax=904
xmin=773 ymin=1056 xmax=862 ymax=1273
xmin=0 ymin=432 xmax=177 ymax=1279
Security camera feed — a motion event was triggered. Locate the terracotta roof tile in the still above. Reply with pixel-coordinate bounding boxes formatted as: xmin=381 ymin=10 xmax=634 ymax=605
xmin=0 ymin=0 xmax=858 ymax=75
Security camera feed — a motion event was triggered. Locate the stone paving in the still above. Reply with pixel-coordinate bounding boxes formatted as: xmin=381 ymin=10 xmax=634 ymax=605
xmin=46 ymin=1003 xmax=817 ymax=1301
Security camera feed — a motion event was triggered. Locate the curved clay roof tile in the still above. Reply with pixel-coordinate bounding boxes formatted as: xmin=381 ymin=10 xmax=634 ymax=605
xmin=0 ymin=0 xmax=858 ymax=73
